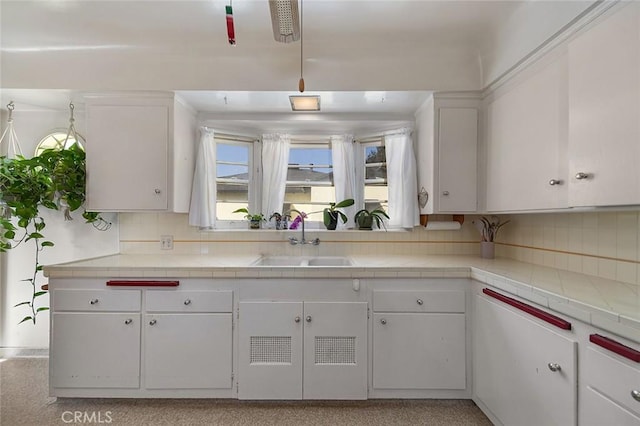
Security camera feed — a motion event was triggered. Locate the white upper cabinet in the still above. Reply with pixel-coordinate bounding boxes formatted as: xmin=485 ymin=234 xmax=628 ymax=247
xmin=85 ymin=93 xmax=196 ymax=212
xmin=568 ymin=3 xmax=640 ymax=207
xmin=416 ymin=95 xmax=479 ymax=214
xmin=485 ymin=50 xmax=569 ymax=212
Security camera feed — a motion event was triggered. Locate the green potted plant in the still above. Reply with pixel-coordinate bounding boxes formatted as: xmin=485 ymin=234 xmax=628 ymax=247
xmin=0 ymin=145 xmax=109 ymax=325
xmin=323 ymin=198 xmax=354 ymax=230
xmin=354 ymin=208 xmax=389 ymax=230
xmin=232 ymin=208 xmax=266 ymax=229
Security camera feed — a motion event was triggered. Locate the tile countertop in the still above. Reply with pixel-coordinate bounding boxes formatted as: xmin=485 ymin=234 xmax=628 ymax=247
xmin=44 ymin=254 xmax=640 ymax=343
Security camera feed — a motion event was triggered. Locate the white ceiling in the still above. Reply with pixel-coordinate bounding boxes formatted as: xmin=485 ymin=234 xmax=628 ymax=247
xmin=0 ymin=1 xmax=595 ymax=115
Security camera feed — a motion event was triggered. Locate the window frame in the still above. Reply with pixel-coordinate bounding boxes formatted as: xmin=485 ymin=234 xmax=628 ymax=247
xmin=284 ymin=142 xmax=335 ymax=226
xmin=213 ymin=137 xmax=260 ymax=229
xmin=361 ymin=139 xmax=388 ymax=212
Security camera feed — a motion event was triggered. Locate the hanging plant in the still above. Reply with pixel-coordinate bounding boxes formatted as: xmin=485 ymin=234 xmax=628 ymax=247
xmin=0 ymin=102 xmax=110 ymax=324
xmin=0 ymin=148 xmax=110 ymax=324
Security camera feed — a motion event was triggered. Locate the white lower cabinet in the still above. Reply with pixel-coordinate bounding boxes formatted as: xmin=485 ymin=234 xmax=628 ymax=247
xmin=582 ymin=341 xmax=640 ymax=425
xmin=51 ymin=312 xmax=141 ymax=388
xmin=238 ymin=301 xmax=368 ymax=400
xmin=144 ymin=289 xmax=233 ymax=390
xmin=474 ymin=291 xmax=578 ymax=426
xmin=372 ymin=289 xmax=466 ymax=390
xmin=49 ymin=281 xmax=234 ymax=397
xmin=144 ymin=314 xmax=232 ymax=389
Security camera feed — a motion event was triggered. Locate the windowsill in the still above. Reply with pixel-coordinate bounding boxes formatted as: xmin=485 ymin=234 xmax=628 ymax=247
xmin=199 ymin=227 xmax=412 ymax=233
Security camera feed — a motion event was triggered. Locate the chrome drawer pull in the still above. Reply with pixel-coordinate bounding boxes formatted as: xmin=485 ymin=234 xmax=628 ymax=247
xmin=632 ymin=390 xmax=640 ymax=402
xmin=124 ymin=319 xmax=132 ymax=325
xmin=294 ymin=316 xmax=301 ymax=323
xmin=575 ymin=172 xmax=590 ymax=180
xmin=306 ymin=316 xmax=312 ymax=323
xmin=90 ymin=299 xmax=99 ymax=305
xmin=184 ymin=299 xmax=192 ymax=306
xmin=380 ymin=318 xmax=387 ymax=325
xmin=548 ymin=363 xmax=561 ymax=372
xmin=149 ymin=319 xmax=157 ymax=326
xmin=416 ymin=299 xmax=424 ymax=305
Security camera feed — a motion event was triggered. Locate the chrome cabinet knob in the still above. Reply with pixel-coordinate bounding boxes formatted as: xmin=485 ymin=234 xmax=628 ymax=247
xmin=632 ymin=390 xmax=640 ymax=402
xmin=442 ymin=191 xmax=450 ymax=196
xmin=417 ymin=299 xmax=424 ymax=305
xmin=90 ymin=298 xmax=99 ymax=305
xmin=549 ymin=179 xmax=563 ymax=186
xmin=124 ymin=319 xmax=132 ymax=325
xmin=548 ymin=363 xmax=561 ymax=372
xmin=294 ymin=316 xmax=301 ymax=323
xmin=380 ymin=318 xmax=387 ymax=325
xmin=575 ymin=172 xmax=590 ymax=180
xmin=306 ymin=315 xmax=312 ymax=323
xmin=149 ymin=319 xmax=157 ymax=326
xmin=184 ymin=299 xmax=191 ymax=306
xmin=154 ymin=189 xmax=161 ymax=194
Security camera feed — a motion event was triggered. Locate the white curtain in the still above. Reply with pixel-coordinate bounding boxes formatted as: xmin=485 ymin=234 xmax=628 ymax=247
xmin=331 ymin=134 xmax=359 ymax=229
xmin=386 ymin=128 xmax=420 ymax=228
xmin=261 ymin=133 xmax=291 ymax=218
xmin=189 ymin=127 xmax=217 ymax=228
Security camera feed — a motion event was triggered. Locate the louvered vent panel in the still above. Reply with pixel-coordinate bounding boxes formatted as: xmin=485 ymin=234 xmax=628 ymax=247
xmin=315 ymin=336 xmax=356 ymax=365
xmin=250 ymin=336 xmax=292 ymax=364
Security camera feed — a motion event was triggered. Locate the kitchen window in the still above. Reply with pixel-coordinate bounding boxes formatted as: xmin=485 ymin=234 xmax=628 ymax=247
xmin=362 ymin=141 xmax=388 ymax=212
xmin=284 ymin=143 xmax=334 ymax=224
xmin=215 ymin=139 xmax=254 ymax=222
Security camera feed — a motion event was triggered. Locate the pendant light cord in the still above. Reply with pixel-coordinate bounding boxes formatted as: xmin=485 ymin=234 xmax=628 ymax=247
xmin=299 ymin=0 xmax=305 ymax=92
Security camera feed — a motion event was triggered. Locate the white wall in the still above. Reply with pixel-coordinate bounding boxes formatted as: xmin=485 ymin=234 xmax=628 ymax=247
xmin=0 ymin=108 xmax=119 ymax=348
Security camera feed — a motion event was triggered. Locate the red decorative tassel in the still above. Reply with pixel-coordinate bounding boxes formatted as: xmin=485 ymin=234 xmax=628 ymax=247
xmin=226 ymin=5 xmax=236 ymax=45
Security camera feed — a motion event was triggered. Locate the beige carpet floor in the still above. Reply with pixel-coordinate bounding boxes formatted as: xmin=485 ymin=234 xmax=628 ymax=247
xmin=0 ymin=358 xmax=492 ymax=426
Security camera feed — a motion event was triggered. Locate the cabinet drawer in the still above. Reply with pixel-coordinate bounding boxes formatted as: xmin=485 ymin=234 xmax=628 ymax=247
xmin=586 ymin=346 xmax=640 ymax=416
xmin=53 ymin=289 xmax=141 ymax=312
xmin=146 ymin=290 xmax=232 ymax=313
xmin=373 ymin=290 xmax=465 ymax=313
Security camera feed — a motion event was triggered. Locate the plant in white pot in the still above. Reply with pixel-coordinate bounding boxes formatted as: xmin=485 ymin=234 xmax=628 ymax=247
xmin=232 ymin=208 xmax=266 ymax=229
xmin=473 ymin=215 xmax=510 ymax=259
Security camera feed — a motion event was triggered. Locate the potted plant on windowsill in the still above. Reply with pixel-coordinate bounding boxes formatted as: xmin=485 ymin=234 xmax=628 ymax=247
xmin=323 ymin=198 xmax=354 ymax=230
xmin=354 ymin=208 xmax=389 ymax=231
xmin=232 ymin=208 xmax=265 ymax=229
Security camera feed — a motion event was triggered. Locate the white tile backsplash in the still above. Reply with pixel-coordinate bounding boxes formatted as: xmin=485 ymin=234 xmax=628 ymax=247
xmin=499 ymin=211 xmax=640 ymax=286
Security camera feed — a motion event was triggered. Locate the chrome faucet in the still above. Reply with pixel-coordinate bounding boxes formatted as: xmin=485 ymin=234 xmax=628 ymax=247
xmin=287 ymin=209 xmax=320 ymax=246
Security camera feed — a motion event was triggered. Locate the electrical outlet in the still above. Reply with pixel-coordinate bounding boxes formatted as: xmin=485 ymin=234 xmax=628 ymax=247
xmin=160 ymin=235 xmax=174 ymax=250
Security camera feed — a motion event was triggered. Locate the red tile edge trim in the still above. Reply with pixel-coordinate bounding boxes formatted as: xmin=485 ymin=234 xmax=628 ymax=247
xmin=590 ymin=334 xmax=640 ymax=363
xmin=106 ymin=280 xmax=179 ymax=287
xmin=482 ymin=288 xmax=572 ymax=330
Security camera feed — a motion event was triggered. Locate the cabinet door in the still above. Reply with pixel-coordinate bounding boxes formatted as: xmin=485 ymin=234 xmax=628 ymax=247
xmin=438 ymin=108 xmax=477 ymax=212
xmin=238 ymin=302 xmax=303 ymax=400
xmin=86 ymin=104 xmax=169 ymax=211
xmin=51 ymin=313 xmax=141 ymax=388
xmin=474 ymin=295 xmax=577 ymax=426
xmin=373 ymin=313 xmax=466 ymax=390
xmin=144 ymin=313 xmax=232 ymax=389
xmin=302 ymin=302 xmax=368 ymax=400
xmin=486 ymin=52 xmax=568 ymax=211
xmin=568 ymin=3 xmax=640 ymax=207
xmin=582 ymin=387 xmax=640 ymax=426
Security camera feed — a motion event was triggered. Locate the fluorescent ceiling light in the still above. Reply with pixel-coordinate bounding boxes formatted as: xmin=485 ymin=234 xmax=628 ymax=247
xmin=269 ymin=0 xmax=300 ymax=43
xmin=289 ymin=95 xmax=320 ymax=111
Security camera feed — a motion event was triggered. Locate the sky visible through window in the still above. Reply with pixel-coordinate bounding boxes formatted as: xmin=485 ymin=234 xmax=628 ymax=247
xmin=217 ymin=144 xmax=335 ymax=178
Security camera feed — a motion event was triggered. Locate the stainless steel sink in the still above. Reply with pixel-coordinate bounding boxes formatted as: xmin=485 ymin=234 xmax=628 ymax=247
xmin=251 ymin=256 xmax=352 ymax=267
xmin=306 ymin=257 xmax=353 ymax=266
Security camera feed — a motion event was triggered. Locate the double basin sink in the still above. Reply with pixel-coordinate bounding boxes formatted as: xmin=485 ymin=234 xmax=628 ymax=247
xmin=251 ymin=256 xmax=353 ymax=267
